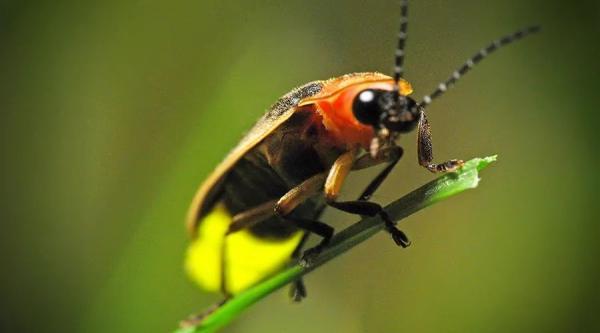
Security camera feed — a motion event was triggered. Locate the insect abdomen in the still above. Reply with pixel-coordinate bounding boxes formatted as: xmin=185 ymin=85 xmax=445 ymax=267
xmin=185 ymin=202 xmax=305 ymax=294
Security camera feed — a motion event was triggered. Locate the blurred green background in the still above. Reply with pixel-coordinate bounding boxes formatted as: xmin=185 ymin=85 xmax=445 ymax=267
xmin=1 ymin=0 xmax=599 ymax=332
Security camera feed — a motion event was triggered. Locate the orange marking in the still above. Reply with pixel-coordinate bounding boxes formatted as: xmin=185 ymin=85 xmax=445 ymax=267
xmin=299 ymin=72 xmax=413 ymax=149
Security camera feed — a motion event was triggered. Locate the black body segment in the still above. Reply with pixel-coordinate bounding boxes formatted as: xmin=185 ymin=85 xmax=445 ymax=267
xmin=220 ymin=110 xmax=333 ymax=239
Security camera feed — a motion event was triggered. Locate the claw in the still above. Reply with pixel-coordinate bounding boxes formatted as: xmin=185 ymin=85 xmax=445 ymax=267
xmin=290 ymin=279 xmax=307 ymax=302
xmin=427 ymin=159 xmax=465 ymax=173
xmin=300 ymin=246 xmax=323 ymax=268
xmin=389 ymin=227 xmax=411 ymax=248
xmin=444 ymin=159 xmax=465 ymax=172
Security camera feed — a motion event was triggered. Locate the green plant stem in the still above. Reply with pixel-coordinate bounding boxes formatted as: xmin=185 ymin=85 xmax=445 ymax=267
xmin=175 ymin=155 xmax=497 ymax=333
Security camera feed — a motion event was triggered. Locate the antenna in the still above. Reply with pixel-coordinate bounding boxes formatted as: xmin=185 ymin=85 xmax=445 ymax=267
xmin=419 ymin=25 xmax=540 ymax=108
xmin=393 ymin=0 xmax=409 ymax=84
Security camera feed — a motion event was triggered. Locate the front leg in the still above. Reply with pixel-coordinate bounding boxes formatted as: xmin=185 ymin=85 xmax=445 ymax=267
xmin=417 ymin=110 xmax=464 ymax=172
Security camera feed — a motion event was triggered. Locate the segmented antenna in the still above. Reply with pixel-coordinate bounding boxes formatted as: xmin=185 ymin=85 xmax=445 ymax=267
xmin=393 ymin=0 xmax=409 ymax=84
xmin=390 ymin=0 xmax=409 ymax=112
xmin=419 ymin=25 xmax=540 ymax=108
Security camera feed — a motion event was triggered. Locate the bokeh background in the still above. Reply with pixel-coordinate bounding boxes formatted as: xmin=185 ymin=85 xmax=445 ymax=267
xmin=1 ymin=0 xmax=599 ymax=332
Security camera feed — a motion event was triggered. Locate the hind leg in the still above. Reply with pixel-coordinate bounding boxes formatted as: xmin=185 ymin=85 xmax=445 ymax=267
xmin=289 ymin=233 xmax=309 ymax=301
xmin=224 ymin=173 xmax=331 ymax=297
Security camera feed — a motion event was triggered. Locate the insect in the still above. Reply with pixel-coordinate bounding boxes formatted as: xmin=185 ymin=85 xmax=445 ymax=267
xmin=185 ymin=0 xmax=539 ymax=303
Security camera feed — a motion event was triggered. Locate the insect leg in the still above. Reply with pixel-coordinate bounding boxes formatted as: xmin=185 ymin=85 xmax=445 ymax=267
xmin=328 ymin=200 xmax=410 ymax=247
xmin=325 ymin=148 xmax=410 ymax=247
xmin=327 ymin=146 xmax=404 ymax=201
xmin=289 ymin=233 xmax=310 ymax=301
xmin=290 ymin=276 xmax=307 ymax=302
xmin=227 ymin=170 xmax=325 ymax=235
xmin=226 ymin=177 xmax=325 ymax=298
xmin=283 ymin=216 xmax=334 ymax=267
xmin=220 ymin=199 xmax=283 ymax=294
xmin=274 ymin=173 xmax=333 ymax=267
xmin=352 ymin=145 xmax=402 ymax=170
xmin=324 ymin=149 xmax=359 ymax=201
xmin=417 ymin=110 xmax=464 ymax=172
xmin=356 ymin=146 xmax=403 ymax=201
xmin=227 ymin=199 xmax=278 ymax=234
xmin=275 ymin=173 xmax=327 ymax=216
xmin=220 ymin=239 xmax=230 ymax=295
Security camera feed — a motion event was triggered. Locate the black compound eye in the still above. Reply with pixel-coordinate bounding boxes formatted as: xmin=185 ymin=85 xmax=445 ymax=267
xmin=352 ymin=89 xmax=384 ymax=126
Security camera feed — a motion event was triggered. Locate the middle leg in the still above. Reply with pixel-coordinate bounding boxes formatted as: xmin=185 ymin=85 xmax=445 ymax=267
xmin=325 ymin=146 xmax=411 ymax=248
xmin=327 ymin=200 xmax=410 ymax=247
